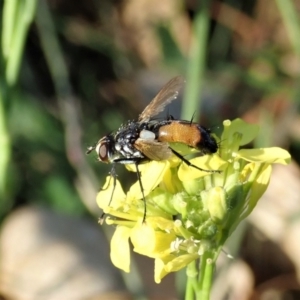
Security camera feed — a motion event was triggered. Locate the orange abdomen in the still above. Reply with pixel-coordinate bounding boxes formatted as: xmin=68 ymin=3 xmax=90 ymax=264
xmin=158 ymin=122 xmax=201 ymax=148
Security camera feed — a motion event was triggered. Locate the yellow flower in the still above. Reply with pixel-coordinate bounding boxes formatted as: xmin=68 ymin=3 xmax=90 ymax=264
xmin=96 ymin=118 xmax=291 ymax=283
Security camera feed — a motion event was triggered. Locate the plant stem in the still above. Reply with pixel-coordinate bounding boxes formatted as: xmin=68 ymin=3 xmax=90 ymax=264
xmin=185 ymin=260 xmax=198 ymax=300
xmin=275 ymin=0 xmax=300 ymax=58
xmin=196 ymin=251 xmax=214 ymax=300
xmin=1 ymin=0 xmax=18 ymax=61
xmin=275 ymin=0 xmax=300 ymax=102
xmin=185 ymin=250 xmax=216 ymax=300
xmin=183 ymin=2 xmax=213 ymax=295
xmin=182 ymin=0 xmax=211 ymax=121
xmin=0 ymin=0 xmax=37 ymax=208
xmin=0 ymin=89 xmax=10 ymax=200
xmin=5 ymin=0 xmax=38 ymax=86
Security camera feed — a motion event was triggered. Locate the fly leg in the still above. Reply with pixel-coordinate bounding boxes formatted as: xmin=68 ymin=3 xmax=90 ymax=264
xmin=135 ymin=162 xmax=147 ymax=222
xmin=99 ymin=163 xmax=117 ymax=224
xmin=170 ymin=148 xmax=221 ymax=173
xmin=99 ymin=158 xmax=147 ymax=223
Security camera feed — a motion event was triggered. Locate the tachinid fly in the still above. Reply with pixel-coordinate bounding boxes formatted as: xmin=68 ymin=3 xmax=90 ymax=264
xmin=87 ymin=76 xmax=219 ymax=220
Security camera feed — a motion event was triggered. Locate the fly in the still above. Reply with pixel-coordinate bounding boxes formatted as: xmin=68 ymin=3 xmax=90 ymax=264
xmin=87 ymin=76 xmax=219 ymax=221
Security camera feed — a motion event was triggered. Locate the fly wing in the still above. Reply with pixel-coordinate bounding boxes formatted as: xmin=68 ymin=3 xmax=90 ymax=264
xmin=134 ymin=139 xmax=173 ymax=161
xmin=138 ymin=76 xmax=185 ymax=122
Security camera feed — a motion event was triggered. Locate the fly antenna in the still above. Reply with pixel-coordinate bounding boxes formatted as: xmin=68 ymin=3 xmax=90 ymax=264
xmin=86 ymin=145 xmax=95 ymax=155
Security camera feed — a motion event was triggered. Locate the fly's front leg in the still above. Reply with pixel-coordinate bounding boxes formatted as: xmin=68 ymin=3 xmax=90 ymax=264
xmin=134 ymin=162 xmax=147 ymax=222
xmin=99 ymin=164 xmax=117 ymax=223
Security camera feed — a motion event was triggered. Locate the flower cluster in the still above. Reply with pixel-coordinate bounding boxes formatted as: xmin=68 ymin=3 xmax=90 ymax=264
xmin=96 ymin=119 xmax=290 ymax=283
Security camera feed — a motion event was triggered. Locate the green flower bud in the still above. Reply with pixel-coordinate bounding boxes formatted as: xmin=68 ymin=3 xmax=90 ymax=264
xmin=206 ymin=186 xmax=228 ymax=225
xmin=150 ymin=188 xmax=177 ymax=215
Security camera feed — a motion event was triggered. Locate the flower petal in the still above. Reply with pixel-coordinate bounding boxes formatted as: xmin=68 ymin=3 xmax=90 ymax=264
xmin=154 ymin=254 xmax=176 ymax=283
xmin=177 ymin=155 xmax=226 ymax=181
xmin=110 ymin=226 xmax=131 ymax=273
xmin=243 ymin=163 xmax=272 ymax=215
xmin=147 ymin=216 xmax=175 ymax=231
xmin=165 ymin=253 xmax=199 ymax=272
xmin=237 ymin=147 xmax=291 ymax=164
xmin=154 ymin=253 xmax=199 ymax=283
xmin=131 ymin=222 xmax=176 ymax=258
xmin=161 ymin=167 xmax=183 ymax=194
xmin=127 ymin=161 xmax=169 ymax=200
xmin=96 ymin=177 xmax=126 ymax=210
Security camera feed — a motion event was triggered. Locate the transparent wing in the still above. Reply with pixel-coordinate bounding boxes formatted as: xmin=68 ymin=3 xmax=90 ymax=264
xmin=134 ymin=139 xmax=172 ymax=161
xmin=138 ymin=76 xmax=185 ymax=122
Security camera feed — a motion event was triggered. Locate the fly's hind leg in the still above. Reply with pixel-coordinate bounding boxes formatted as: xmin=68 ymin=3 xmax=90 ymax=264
xmin=170 ymin=148 xmax=221 ymax=174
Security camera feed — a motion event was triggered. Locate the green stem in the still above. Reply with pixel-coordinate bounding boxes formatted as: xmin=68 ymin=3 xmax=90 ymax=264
xmin=0 ymin=89 xmax=10 ymax=201
xmin=1 ymin=0 xmax=18 ymax=61
xmin=185 ymin=260 xmax=198 ymax=300
xmin=185 ymin=252 xmax=216 ymax=300
xmin=185 ymin=274 xmax=195 ymax=300
xmin=182 ymin=0 xmax=211 ymax=121
xmin=275 ymin=0 xmax=300 ymax=58
xmin=196 ymin=251 xmax=214 ymax=300
xmin=275 ymin=0 xmax=300 ymax=102
xmin=5 ymin=0 xmax=38 ymax=87
xmin=0 ymin=0 xmax=38 ymax=209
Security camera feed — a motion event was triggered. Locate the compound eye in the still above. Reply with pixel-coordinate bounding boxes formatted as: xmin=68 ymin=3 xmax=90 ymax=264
xmin=95 ymin=141 xmax=109 ymax=162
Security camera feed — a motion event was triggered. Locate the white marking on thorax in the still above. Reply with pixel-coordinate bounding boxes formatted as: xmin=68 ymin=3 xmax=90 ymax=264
xmin=139 ymin=129 xmax=155 ymax=140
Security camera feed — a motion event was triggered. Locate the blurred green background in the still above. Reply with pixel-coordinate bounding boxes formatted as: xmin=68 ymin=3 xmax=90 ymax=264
xmin=0 ymin=0 xmax=299 ymax=299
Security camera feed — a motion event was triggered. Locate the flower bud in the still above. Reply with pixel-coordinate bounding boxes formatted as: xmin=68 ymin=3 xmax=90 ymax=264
xmin=150 ymin=188 xmax=177 ymax=215
xmin=206 ymin=186 xmax=227 ymax=225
